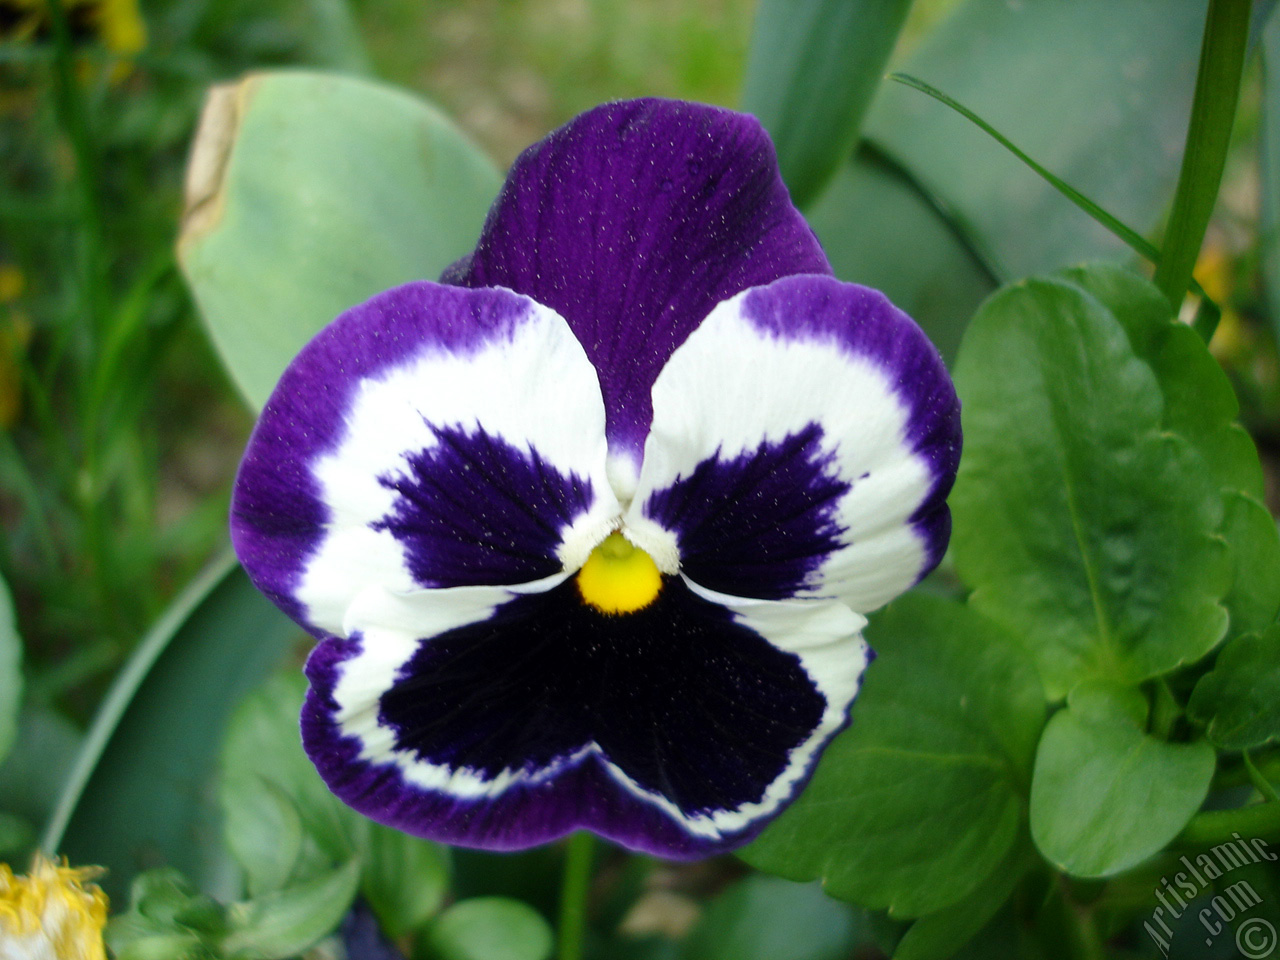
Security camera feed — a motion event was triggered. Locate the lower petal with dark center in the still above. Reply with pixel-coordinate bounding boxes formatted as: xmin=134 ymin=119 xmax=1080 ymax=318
xmin=302 ymin=577 xmax=867 ymax=858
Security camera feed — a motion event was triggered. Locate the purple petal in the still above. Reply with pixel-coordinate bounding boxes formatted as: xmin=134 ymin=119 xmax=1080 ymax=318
xmin=231 ymin=281 xmax=617 ymax=637
xmin=302 ymin=577 xmax=867 ymax=859
xmin=446 ymin=98 xmax=831 ymax=467
xmin=626 ymin=274 xmax=960 ymax=612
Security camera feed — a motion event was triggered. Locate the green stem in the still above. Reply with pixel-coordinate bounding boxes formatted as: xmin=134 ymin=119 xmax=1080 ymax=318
xmin=1152 ymin=0 xmax=1250 ymax=329
xmin=1214 ymin=746 xmax=1280 ymax=791
xmin=1245 ymin=750 xmax=1280 ymax=803
xmin=1054 ymin=876 xmax=1107 ymax=960
xmin=1178 ymin=800 xmax=1280 ymax=847
xmin=557 ymin=832 xmax=595 ymax=960
xmin=1150 ymin=678 xmax=1181 ymax=739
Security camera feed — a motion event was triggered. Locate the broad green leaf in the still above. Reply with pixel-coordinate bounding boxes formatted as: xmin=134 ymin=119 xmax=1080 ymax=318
xmin=1029 ymin=694 xmax=1215 ymax=878
xmin=179 ymin=70 xmax=501 ymax=411
xmin=864 ymin=0 xmax=1207 ymax=279
xmin=1065 ymin=679 xmax=1148 ymax=729
xmin=426 ymin=897 xmax=554 ymax=960
xmin=805 ymin=149 xmax=995 ymax=362
xmin=1220 ymin=494 xmax=1280 ymax=638
xmin=680 ymin=876 xmax=857 ymax=960
xmin=1059 ymin=264 xmax=1263 ymax=499
xmin=221 ymin=669 xmax=450 ymax=932
xmin=221 ymin=671 xmax=365 ymax=868
xmin=109 ymin=931 xmax=207 ymax=960
xmin=951 ymin=273 xmax=1231 ymax=698
xmin=1188 ymin=626 xmax=1280 ymax=749
xmin=125 ymin=869 xmax=227 ymax=935
xmin=223 ymin=860 xmax=361 ymax=960
xmin=891 ymin=840 xmax=1030 ymax=960
xmin=107 ymin=869 xmax=227 ymax=960
xmin=0 ymin=707 xmax=81 ymax=833
xmin=0 ymin=571 xmax=20 ymax=765
xmin=1059 ymin=264 xmax=1276 ymax=642
xmin=220 ymin=776 xmax=306 ymax=897
xmin=362 ymin=822 xmax=449 ymax=939
xmin=743 ymin=595 xmax=1044 ymax=917
xmin=741 ymin=0 xmax=912 ymax=207
xmin=45 ymin=551 xmax=301 ymax=902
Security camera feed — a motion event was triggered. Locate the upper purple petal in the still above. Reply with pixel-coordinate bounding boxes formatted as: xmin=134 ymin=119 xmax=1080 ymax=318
xmin=446 ymin=98 xmax=832 ymax=459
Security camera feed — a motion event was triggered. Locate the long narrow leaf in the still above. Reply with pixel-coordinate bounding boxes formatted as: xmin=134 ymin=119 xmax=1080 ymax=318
xmin=1154 ymin=0 xmax=1250 ymax=313
xmin=890 ymin=72 xmax=1221 ymax=336
xmin=43 ymin=550 xmax=300 ymax=901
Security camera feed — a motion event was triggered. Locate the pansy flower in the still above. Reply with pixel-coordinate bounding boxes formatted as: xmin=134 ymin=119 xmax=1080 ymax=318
xmin=232 ymin=99 xmax=960 ymax=859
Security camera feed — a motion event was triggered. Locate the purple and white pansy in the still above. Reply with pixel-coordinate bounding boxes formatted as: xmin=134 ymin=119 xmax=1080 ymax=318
xmin=231 ymin=98 xmax=961 ymax=859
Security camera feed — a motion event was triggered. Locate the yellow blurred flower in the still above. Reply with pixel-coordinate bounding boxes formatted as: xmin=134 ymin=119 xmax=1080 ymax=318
xmin=0 ymin=854 xmax=109 ymax=960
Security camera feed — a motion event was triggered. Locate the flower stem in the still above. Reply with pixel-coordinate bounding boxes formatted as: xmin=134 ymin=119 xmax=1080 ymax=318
xmin=1245 ymin=750 xmax=1280 ymax=803
xmin=557 ymin=832 xmax=596 ymax=960
xmin=1178 ymin=798 xmax=1280 ymax=847
xmin=1152 ymin=0 xmax=1249 ymax=331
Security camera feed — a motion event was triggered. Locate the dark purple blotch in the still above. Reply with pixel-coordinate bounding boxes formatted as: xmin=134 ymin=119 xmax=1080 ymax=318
xmin=302 ymin=577 xmax=835 ymax=859
xmin=373 ymin=423 xmax=594 ymax=588
xmin=645 ymin=424 xmax=850 ymax=600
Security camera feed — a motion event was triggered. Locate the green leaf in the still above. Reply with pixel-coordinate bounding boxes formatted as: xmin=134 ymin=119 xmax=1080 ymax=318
xmin=107 ymin=869 xmax=226 ymax=960
xmin=891 ymin=841 xmax=1030 ymax=960
xmin=741 ymin=0 xmax=913 ymax=207
xmin=0 ymin=707 xmax=82 ymax=833
xmin=1029 ymin=692 xmax=1215 ymax=877
xmin=109 ymin=931 xmax=209 ymax=960
xmin=804 ymin=148 xmax=995 ymax=362
xmin=1060 ymin=263 xmax=1262 ymax=498
xmin=223 ymin=860 xmax=361 ymax=960
xmin=742 ymin=595 xmax=1044 ymax=917
xmin=179 ymin=69 xmax=501 ymax=412
xmin=1220 ymin=494 xmax=1280 ymax=638
xmin=221 ymin=671 xmax=366 ymax=868
xmin=362 ymin=822 xmax=449 ymax=939
xmin=1152 ymin=0 xmax=1249 ymax=309
xmin=128 ymin=869 xmax=227 ymax=935
xmin=45 ymin=551 xmax=301 ymax=902
xmin=1058 ymin=264 xmax=1275 ymax=642
xmin=680 ymin=876 xmax=857 ymax=960
xmin=951 ymin=272 xmax=1231 ymax=698
xmin=1188 ymin=625 xmax=1280 ymax=749
xmin=221 ymin=669 xmax=451 ymax=934
xmin=220 ymin=776 xmax=306 ymax=897
xmin=0 ymin=571 xmax=20 ymax=765
xmin=864 ymin=0 xmax=1208 ymax=279
xmin=425 ymin=897 xmax=554 ymax=960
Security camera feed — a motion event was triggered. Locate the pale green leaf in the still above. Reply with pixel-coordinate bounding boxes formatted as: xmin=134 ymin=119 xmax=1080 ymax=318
xmin=179 ymin=70 xmax=501 ymax=411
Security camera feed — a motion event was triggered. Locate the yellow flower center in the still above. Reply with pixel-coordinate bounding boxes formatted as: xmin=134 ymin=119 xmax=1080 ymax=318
xmin=575 ymin=532 xmax=662 ymax=614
